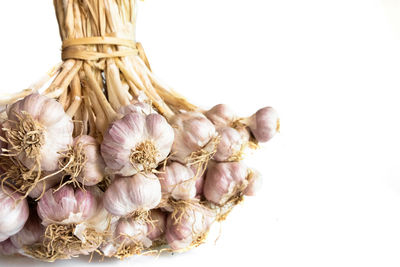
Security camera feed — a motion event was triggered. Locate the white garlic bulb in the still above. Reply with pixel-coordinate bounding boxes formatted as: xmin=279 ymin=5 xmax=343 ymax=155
xmin=0 ymin=239 xmax=18 ymax=256
xmin=245 ymin=107 xmax=279 ymax=143
xmin=147 ymin=209 xmax=167 ymax=241
xmin=205 ymin=104 xmax=236 ymax=127
xmin=158 ymin=162 xmax=197 ymax=201
xmin=165 ymin=205 xmax=215 ymax=251
xmin=244 ymin=169 xmax=263 ymax=196
xmin=101 ymin=112 xmax=174 ymax=176
xmin=62 ymin=135 xmax=106 ymax=186
xmin=171 ymin=112 xmax=217 ymax=164
xmin=203 ymin=162 xmax=249 ymax=205
xmin=10 ymin=212 xmax=44 ymax=249
xmin=104 ymin=173 xmax=162 ymax=216
xmin=5 ymin=94 xmax=73 ymax=171
xmin=115 ymin=217 xmax=152 ymax=248
xmin=213 ymin=127 xmax=244 ymax=162
xmin=0 ymin=186 xmax=29 ymax=242
xmin=37 ymin=185 xmax=98 ymax=226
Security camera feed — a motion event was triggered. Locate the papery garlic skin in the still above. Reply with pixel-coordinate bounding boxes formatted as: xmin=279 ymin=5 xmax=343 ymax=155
xmin=0 ymin=186 xmax=29 ymax=242
xmin=119 ymin=101 xmax=154 ymax=116
xmin=104 ymin=173 xmax=162 ymax=216
xmin=6 ymin=94 xmax=73 ymax=171
xmin=158 ymin=162 xmax=197 ymax=200
xmin=147 ymin=209 xmax=167 ymax=241
xmin=214 ymin=127 xmax=243 ymax=162
xmin=247 ymin=107 xmax=279 ymax=143
xmin=244 ymin=169 xmax=263 ymax=196
xmin=171 ymin=112 xmax=217 ymax=163
xmin=37 ymin=185 xmax=98 ymax=226
xmin=203 ymin=162 xmax=248 ymax=205
xmin=205 ymin=104 xmax=235 ymax=127
xmin=101 ymin=112 xmax=174 ymax=176
xmin=165 ymin=206 xmax=215 ymax=251
xmin=72 ymin=135 xmax=106 ymax=186
xmin=10 ymin=213 xmax=44 ymax=249
xmin=0 ymin=239 xmax=18 ymax=256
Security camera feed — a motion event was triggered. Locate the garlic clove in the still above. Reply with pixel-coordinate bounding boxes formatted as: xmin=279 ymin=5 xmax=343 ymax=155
xmin=247 ymin=107 xmax=279 ymax=143
xmin=158 ymin=162 xmax=197 ymax=201
xmin=104 ymin=173 xmax=162 ymax=216
xmin=101 ymin=112 xmax=174 ymax=176
xmin=244 ymin=169 xmax=263 ymax=196
xmin=37 ymin=185 xmax=98 ymax=226
xmin=205 ymin=104 xmax=236 ymax=127
xmin=203 ymin=162 xmax=249 ymax=205
xmin=147 ymin=209 xmax=167 ymax=241
xmin=171 ymin=112 xmax=217 ymax=164
xmin=0 ymin=186 xmax=29 ymax=242
xmin=213 ymin=127 xmax=244 ymax=162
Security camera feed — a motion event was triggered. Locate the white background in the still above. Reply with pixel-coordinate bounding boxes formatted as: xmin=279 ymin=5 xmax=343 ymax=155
xmin=1 ymin=0 xmax=400 ymax=266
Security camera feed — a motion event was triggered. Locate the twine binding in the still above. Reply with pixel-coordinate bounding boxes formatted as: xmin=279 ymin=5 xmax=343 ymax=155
xmin=62 ymin=36 xmax=138 ymax=61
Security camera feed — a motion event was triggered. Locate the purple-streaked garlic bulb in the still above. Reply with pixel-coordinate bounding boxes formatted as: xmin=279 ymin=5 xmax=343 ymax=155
xmin=243 ymin=169 xmax=263 ymax=196
xmin=104 ymin=173 xmax=162 ymax=216
xmin=171 ymin=112 xmax=217 ymax=164
xmin=245 ymin=107 xmax=279 ymax=143
xmin=61 ymin=135 xmax=105 ymax=186
xmin=205 ymin=104 xmax=236 ymax=127
xmin=5 ymin=93 xmax=73 ymax=171
xmin=119 ymin=101 xmax=154 ymax=116
xmin=37 ymin=185 xmax=98 ymax=226
xmin=165 ymin=205 xmax=215 ymax=251
xmin=0 ymin=239 xmax=18 ymax=256
xmin=101 ymin=112 xmax=174 ymax=176
xmin=0 ymin=186 xmax=29 ymax=242
xmin=214 ymin=127 xmax=244 ymax=162
xmin=158 ymin=162 xmax=197 ymax=200
xmin=147 ymin=209 xmax=167 ymax=241
xmin=203 ymin=162 xmax=249 ymax=205
xmin=115 ymin=217 xmax=152 ymax=248
xmin=10 ymin=212 xmax=44 ymax=249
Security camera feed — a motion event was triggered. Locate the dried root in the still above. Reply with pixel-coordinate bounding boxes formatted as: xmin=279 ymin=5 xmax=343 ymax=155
xmin=57 ymin=142 xmax=88 ymax=189
xmin=187 ymin=135 xmax=220 ymax=178
xmin=130 ymin=140 xmax=160 ymax=173
xmin=23 ymin=224 xmax=105 ymax=262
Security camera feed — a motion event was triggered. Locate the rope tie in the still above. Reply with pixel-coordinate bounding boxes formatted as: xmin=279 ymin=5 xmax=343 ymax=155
xmin=62 ymin=36 xmax=138 ymax=61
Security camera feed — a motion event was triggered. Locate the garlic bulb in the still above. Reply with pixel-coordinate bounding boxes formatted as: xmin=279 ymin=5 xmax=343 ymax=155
xmin=0 ymin=239 xmax=18 ymax=256
xmin=10 ymin=212 xmax=44 ymax=249
xmin=60 ymin=135 xmax=106 ymax=186
xmin=243 ymin=169 xmax=263 ymax=196
xmin=214 ymin=127 xmax=244 ymax=162
xmin=158 ymin=162 xmax=197 ymax=200
xmin=203 ymin=162 xmax=249 ymax=205
xmin=165 ymin=205 xmax=215 ymax=251
xmin=147 ymin=209 xmax=167 ymax=241
xmin=119 ymin=101 xmax=154 ymax=116
xmin=0 ymin=186 xmax=29 ymax=242
xmin=5 ymin=93 xmax=73 ymax=171
xmin=205 ymin=104 xmax=236 ymax=127
xmin=245 ymin=107 xmax=279 ymax=143
xmin=104 ymin=173 xmax=162 ymax=216
xmin=101 ymin=112 xmax=174 ymax=176
xmin=171 ymin=112 xmax=217 ymax=164
xmin=115 ymin=217 xmax=152 ymax=248
xmin=37 ymin=185 xmax=98 ymax=226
